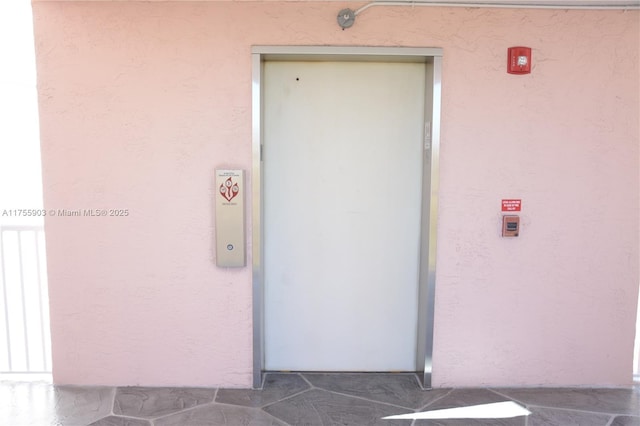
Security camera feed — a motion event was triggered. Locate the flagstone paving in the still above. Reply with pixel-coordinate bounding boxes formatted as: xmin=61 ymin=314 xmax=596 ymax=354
xmin=1 ymin=373 xmax=638 ymax=425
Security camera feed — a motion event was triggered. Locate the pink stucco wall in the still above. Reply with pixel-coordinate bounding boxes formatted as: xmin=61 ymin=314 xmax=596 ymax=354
xmin=31 ymin=1 xmax=639 ymax=387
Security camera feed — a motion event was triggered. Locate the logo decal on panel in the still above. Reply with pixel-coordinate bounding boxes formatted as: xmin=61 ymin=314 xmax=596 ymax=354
xmin=219 ymin=177 xmax=239 ymax=202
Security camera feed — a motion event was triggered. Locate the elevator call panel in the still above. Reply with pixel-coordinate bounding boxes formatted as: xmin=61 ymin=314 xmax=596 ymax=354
xmin=215 ymin=169 xmax=246 ymax=267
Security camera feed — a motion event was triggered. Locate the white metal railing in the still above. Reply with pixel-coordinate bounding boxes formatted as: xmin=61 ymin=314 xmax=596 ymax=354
xmin=0 ymin=226 xmax=52 ymax=374
xmin=634 ymin=284 xmax=640 ymax=382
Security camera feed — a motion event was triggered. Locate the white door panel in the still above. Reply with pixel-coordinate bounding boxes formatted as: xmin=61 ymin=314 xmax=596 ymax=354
xmin=264 ymin=61 xmax=425 ymax=371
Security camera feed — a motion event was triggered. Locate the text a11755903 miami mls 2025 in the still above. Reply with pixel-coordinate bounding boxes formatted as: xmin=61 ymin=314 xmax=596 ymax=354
xmin=1 ymin=208 xmax=130 ymax=218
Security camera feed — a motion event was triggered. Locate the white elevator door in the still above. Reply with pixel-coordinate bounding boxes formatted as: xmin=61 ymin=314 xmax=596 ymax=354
xmin=264 ymin=60 xmax=425 ymax=371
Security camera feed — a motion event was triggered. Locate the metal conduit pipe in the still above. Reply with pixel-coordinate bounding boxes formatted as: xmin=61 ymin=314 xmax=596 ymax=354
xmin=337 ymin=1 xmax=640 ymax=28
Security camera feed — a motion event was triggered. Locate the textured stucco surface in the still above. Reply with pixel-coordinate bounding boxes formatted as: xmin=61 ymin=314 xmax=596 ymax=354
xmin=32 ymin=1 xmax=639 ymax=387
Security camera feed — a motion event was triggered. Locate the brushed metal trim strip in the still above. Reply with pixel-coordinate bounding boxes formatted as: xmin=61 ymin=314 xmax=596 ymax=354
xmin=251 ymin=52 xmax=264 ymax=389
xmin=421 ymin=55 xmax=442 ymax=389
xmin=251 ymin=46 xmax=443 ymax=58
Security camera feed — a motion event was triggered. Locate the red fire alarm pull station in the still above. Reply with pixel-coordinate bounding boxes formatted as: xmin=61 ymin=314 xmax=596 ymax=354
xmin=507 ymin=46 xmax=531 ymax=75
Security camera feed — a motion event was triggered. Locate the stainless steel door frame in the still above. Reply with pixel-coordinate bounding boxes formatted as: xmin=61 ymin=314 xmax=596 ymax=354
xmin=251 ymin=46 xmax=442 ymax=389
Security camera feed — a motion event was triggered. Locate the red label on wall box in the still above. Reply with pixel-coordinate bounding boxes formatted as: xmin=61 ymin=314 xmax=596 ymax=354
xmin=502 ymin=199 xmax=522 ymax=212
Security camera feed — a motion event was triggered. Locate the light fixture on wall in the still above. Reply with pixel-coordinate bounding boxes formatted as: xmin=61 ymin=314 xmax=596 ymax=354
xmin=507 ymin=46 xmax=532 ymax=75
xmin=337 ymin=1 xmax=640 ymax=29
